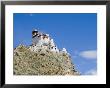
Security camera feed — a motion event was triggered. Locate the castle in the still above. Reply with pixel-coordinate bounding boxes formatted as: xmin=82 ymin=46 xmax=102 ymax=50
xmin=14 ymin=29 xmax=79 ymax=75
xmin=29 ymin=29 xmax=68 ymax=54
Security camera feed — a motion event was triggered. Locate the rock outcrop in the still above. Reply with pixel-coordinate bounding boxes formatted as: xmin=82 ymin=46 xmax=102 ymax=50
xmin=13 ymin=45 xmax=79 ymax=75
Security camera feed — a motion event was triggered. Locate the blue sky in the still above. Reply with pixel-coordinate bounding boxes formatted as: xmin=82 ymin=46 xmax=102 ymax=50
xmin=14 ymin=13 xmax=97 ymax=75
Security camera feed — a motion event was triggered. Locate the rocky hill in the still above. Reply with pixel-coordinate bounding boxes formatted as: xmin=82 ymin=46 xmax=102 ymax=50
xmin=13 ymin=45 xmax=79 ymax=75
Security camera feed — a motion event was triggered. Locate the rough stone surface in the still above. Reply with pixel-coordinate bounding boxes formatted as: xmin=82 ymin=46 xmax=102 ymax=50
xmin=13 ymin=45 xmax=79 ymax=75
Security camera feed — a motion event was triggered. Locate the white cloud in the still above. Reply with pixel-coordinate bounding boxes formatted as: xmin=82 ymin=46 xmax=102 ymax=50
xmin=79 ymin=50 xmax=97 ymax=59
xmin=84 ymin=69 xmax=97 ymax=75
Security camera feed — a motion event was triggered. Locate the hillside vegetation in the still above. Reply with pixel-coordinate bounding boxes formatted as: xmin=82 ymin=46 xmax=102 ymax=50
xmin=14 ymin=45 xmax=79 ymax=75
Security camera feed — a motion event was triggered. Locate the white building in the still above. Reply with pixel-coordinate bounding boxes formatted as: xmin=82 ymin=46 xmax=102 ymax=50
xmin=29 ymin=29 xmax=68 ymax=54
xmin=29 ymin=29 xmax=59 ymax=53
xmin=32 ymin=30 xmax=50 ymax=46
xmin=62 ymin=48 xmax=67 ymax=53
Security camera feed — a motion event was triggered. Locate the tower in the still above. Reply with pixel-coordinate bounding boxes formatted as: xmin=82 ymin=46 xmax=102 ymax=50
xmin=32 ymin=29 xmax=38 ymax=38
xmin=32 ymin=29 xmax=42 ymax=45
